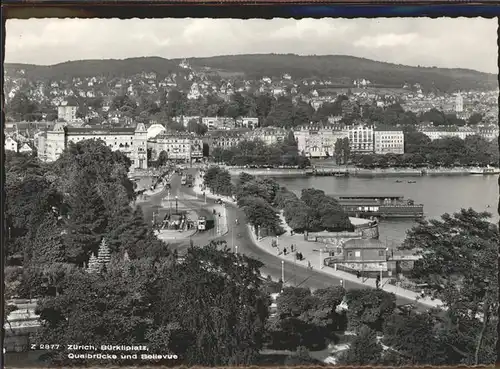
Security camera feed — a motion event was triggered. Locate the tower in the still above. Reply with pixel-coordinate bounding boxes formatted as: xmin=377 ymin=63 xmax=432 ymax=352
xmin=133 ymin=123 xmax=148 ymax=170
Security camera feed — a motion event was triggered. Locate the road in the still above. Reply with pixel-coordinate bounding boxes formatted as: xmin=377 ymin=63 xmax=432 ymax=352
xmin=139 ymin=168 xmax=426 ymax=310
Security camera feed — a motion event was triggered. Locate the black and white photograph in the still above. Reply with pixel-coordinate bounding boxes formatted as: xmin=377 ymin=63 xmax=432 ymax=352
xmin=3 ymin=16 xmax=499 ymax=367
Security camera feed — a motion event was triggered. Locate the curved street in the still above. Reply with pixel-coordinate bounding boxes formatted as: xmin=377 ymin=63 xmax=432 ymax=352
xmin=138 ymin=169 xmax=426 ymax=310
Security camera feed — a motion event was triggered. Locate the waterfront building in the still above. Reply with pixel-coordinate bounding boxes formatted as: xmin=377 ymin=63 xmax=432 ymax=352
xmin=347 ymin=124 xmax=374 ymax=153
xmin=37 ymin=122 xmax=148 ymax=170
xmin=57 ymin=104 xmax=78 ymax=122
xmin=245 ymin=127 xmax=288 ymax=146
xmin=5 ymin=135 xmax=18 ymax=152
xmin=373 ymin=129 xmax=404 ymax=154
xmin=204 ymin=128 xmax=249 ymax=153
xmin=294 ymin=124 xmax=347 ymax=158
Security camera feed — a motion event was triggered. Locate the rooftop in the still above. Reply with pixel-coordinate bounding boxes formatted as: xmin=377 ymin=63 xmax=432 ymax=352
xmin=343 ymin=238 xmax=386 ymax=250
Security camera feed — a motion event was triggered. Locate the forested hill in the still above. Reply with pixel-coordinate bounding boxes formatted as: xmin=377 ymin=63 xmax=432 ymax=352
xmin=188 ymin=54 xmax=497 ymax=92
xmin=4 ymin=57 xmax=181 ymax=80
xmin=5 ymin=54 xmax=497 ymax=92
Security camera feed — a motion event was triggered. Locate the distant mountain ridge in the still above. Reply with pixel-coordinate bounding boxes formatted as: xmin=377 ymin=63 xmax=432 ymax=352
xmin=5 ymin=54 xmax=497 ymax=92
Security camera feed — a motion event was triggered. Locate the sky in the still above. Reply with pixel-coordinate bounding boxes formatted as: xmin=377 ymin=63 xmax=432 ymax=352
xmin=5 ymin=18 xmax=497 ymax=73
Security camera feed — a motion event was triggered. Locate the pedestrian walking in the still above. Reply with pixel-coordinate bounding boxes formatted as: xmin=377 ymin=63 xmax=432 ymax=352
xmin=283 ymin=248 xmax=287 ymax=255
xmin=376 ymin=274 xmax=380 ymax=289
xmin=356 ymin=271 xmax=361 ymax=279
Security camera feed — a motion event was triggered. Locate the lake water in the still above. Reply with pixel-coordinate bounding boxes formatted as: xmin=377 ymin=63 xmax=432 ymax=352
xmin=275 ymin=175 xmax=498 ymax=245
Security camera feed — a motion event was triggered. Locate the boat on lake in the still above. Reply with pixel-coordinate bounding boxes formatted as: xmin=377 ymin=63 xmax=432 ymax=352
xmin=330 ymin=194 xmax=424 ymax=219
xmin=469 ymin=166 xmax=500 ymax=175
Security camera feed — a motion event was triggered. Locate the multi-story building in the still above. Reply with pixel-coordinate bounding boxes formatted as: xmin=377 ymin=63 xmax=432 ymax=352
xmin=294 ymin=124 xmax=347 ymax=158
xmin=147 ymin=132 xmax=193 ymax=162
xmin=237 ymin=117 xmax=259 ymax=129
xmin=245 ymin=127 xmax=288 ymax=146
xmin=202 ymin=116 xmax=235 ymax=130
xmin=190 ymin=137 xmax=204 ymax=161
xmin=204 ymin=129 xmax=249 ymax=153
xmin=475 ymin=125 xmax=499 ymax=141
xmin=5 ymin=135 xmax=18 ymax=152
xmin=38 ymin=122 xmax=148 ymax=169
xmin=420 ymin=126 xmax=476 ymax=141
xmin=348 ymin=124 xmax=374 ymax=153
xmin=373 ymin=129 xmax=404 ymax=155
xmin=57 ymin=105 xmax=78 ymax=122
xmin=455 ymin=93 xmax=464 ymax=113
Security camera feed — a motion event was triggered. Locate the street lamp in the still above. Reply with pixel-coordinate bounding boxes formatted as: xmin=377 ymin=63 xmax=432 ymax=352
xmin=320 ymin=248 xmax=323 ymax=269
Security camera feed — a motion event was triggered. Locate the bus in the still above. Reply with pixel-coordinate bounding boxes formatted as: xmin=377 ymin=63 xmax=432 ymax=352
xmin=197 ymin=216 xmax=207 ymax=231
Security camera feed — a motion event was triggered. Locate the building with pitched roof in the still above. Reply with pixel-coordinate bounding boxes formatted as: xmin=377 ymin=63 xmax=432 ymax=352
xmin=37 ymin=122 xmax=148 ymax=169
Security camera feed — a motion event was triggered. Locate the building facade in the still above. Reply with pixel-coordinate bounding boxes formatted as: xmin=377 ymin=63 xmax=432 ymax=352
xmin=373 ymin=129 xmax=405 ymax=154
xmin=348 ymin=124 xmax=374 ymax=153
xmin=420 ymin=126 xmax=476 ymax=141
xmin=5 ymin=136 xmax=18 ymax=152
xmin=57 ymin=105 xmax=78 ymax=122
xmin=202 ymin=116 xmax=235 ymax=130
xmin=294 ymin=124 xmax=348 ymax=158
xmin=204 ymin=129 xmax=249 ymax=153
xmin=148 ymin=132 xmax=193 ymax=162
xmin=38 ymin=122 xmax=148 ymax=169
xmin=245 ymin=127 xmax=288 ymax=146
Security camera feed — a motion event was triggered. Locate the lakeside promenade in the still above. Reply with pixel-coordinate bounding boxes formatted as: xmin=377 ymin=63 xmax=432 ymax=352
xmin=223 ymin=165 xmax=497 ymax=177
xmin=193 ymin=173 xmax=445 ymax=310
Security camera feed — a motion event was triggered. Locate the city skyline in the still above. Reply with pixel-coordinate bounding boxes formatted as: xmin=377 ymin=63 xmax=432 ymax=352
xmin=5 ymin=18 xmax=497 ymax=74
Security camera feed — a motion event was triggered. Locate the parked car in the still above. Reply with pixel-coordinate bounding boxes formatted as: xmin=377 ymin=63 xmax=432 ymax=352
xmin=215 ymin=198 xmax=223 ymax=204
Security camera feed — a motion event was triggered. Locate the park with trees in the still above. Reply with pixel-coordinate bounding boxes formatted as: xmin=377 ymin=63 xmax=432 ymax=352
xmin=4 ymin=139 xmax=498 ymax=367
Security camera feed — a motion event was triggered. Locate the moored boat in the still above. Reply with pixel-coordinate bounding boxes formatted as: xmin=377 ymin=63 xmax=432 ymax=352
xmin=330 ymin=194 xmax=424 ymax=219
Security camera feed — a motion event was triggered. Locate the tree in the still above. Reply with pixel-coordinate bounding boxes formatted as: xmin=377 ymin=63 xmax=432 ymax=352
xmin=64 ymin=176 xmax=108 ymax=265
xmin=468 ymin=113 xmax=483 ymax=125
xmin=400 ymin=208 xmax=498 ymax=364
xmin=334 ymin=138 xmax=343 ymax=165
xmin=157 ymin=150 xmax=169 ymax=166
xmin=382 ymin=312 xmax=447 ymax=365
xmin=241 ymin=196 xmax=282 ymax=236
xmin=339 ymin=325 xmax=382 ymax=365
xmin=187 ymin=119 xmax=208 ymax=135
xmin=344 ymin=288 xmax=396 ymax=332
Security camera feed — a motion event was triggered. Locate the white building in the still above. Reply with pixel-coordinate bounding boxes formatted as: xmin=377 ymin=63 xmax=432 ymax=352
xmin=19 ymin=143 xmax=33 ymax=154
xmin=38 ymin=122 xmax=148 ymax=169
xmin=5 ymin=136 xmax=18 ymax=152
xmin=420 ymin=126 xmax=475 ymax=141
xmin=245 ymin=127 xmax=288 ymax=146
xmin=237 ymin=117 xmax=259 ymax=129
xmin=147 ymin=132 xmax=201 ymax=162
xmin=455 ymin=93 xmax=464 ymax=113
xmin=57 ymin=104 xmax=78 ymax=122
xmin=294 ymin=124 xmax=347 ymax=158
xmin=374 ymin=130 xmax=405 ymax=155
xmin=348 ymin=124 xmax=374 ymax=153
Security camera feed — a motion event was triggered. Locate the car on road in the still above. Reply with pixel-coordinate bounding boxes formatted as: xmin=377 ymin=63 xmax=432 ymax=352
xmin=215 ymin=198 xmax=223 ymax=204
